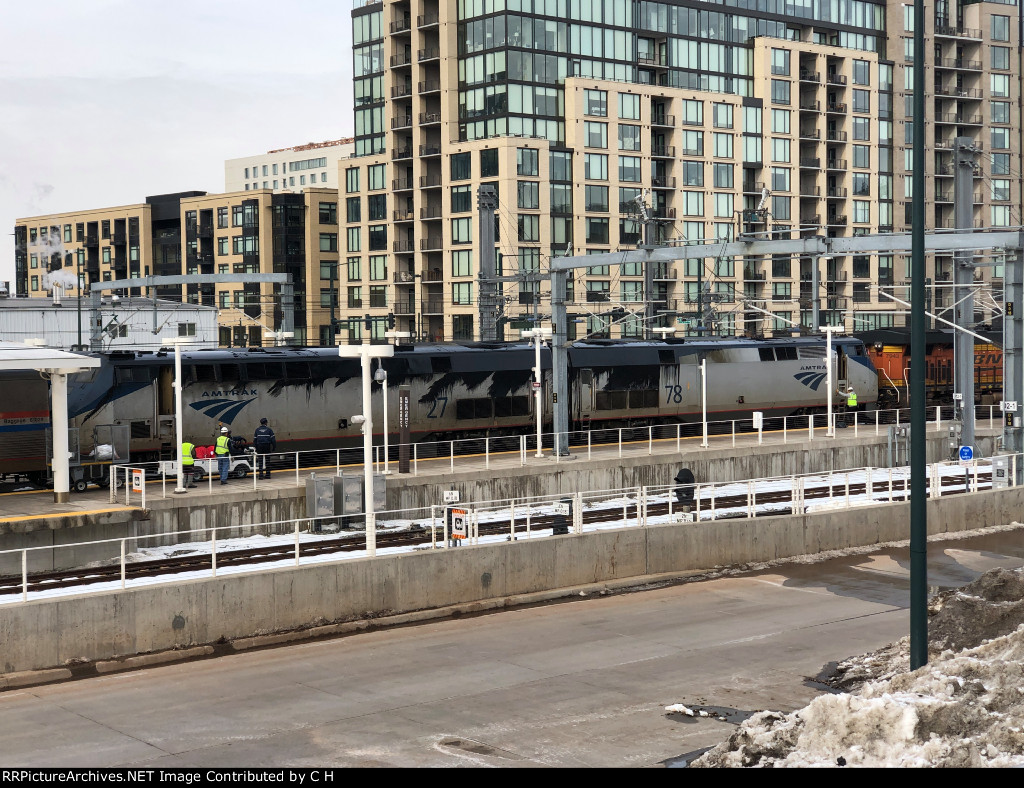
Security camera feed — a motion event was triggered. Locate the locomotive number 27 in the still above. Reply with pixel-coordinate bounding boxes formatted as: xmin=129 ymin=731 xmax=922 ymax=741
xmin=664 ymin=384 xmax=684 ymax=404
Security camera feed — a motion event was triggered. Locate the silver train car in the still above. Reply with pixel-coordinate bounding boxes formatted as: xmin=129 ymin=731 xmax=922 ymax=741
xmin=44 ymin=335 xmax=876 ymax=463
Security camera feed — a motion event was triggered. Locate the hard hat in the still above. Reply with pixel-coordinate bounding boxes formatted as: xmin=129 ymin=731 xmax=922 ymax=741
xmin=260 ymin=418 xmax=268 ymax=425
xmin=221 ymin=427 xmax=229 ymax=433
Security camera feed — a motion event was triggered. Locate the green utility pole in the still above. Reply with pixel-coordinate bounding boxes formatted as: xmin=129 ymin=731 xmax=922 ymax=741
xmin=910 ymin=0 xmax=928 ymax=670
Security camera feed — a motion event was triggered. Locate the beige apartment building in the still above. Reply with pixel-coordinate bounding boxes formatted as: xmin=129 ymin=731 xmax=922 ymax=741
xmin=334 ymin=0 xmax=1021 ymax=343
xmin=224 ymin=138 xmax=355 ymax=194
xmin=14 ymin=188 xmax=347 ymax=347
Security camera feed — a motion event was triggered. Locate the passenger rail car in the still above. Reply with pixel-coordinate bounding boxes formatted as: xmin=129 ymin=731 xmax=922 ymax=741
xmin=856 ymin=328 xmax=1002 ymax=409
xmin=2 ymin=336 xmax=877 ymax=473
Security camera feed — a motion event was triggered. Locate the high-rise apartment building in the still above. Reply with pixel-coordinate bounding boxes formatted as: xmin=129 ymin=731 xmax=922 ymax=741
xmin=338 ymin=0 xmax=1020 ymax=342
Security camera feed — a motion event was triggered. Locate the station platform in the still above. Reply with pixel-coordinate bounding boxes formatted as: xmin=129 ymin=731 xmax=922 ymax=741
xmin=0 ymin=419 xmax=1000 ymax=546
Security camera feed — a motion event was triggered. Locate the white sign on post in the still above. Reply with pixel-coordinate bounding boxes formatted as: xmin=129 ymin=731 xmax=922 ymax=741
xmin=131 ymin=469 xmax=143 ymax=493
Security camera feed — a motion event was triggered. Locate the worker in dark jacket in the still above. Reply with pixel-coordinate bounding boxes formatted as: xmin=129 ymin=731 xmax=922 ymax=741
xmin=253 ymin=417 xmax=277 ymax=479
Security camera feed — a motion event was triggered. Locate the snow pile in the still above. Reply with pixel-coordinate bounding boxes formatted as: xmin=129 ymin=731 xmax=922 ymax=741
xmin=690 ymin=567 xmax=1024 ymax=768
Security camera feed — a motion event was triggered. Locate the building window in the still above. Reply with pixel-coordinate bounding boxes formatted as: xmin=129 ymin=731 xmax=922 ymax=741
xmin=453 ymin=315 xmax=473 ymax=339
xmin=585 ymin=185 xmax=608 ymax=212
xmin=991 ymin=74 xmax=1010 ymax=98
xmin=992 ymin=15 xmax=1009 ymax=42
xmin=681 ymin=130 xmax=703 ymax=156
xmin=368 ymin=164 xmax=385 ymax=190
xmin=713 ymin=102 xmax=733 ymax=129
xmin=517 ymin=181 xmax=539 ymax=209
xmin=683 ymin=192 xmax=704 ymax=216
xmin=618 ymin=125 xmax=641 ymax=151
xmin=518 ymin=214 xmax=540 ymax=242
xmin=452 ymin=282 xmax=473 ymax=305
xmin=346 ymin=197 xmax=360 ymax=223
xmin=852 ymin=89 xmax=870 ymax=113
xmin=347 ymin=257 xmax=361 ymax=280
xmin=452 ymin=250 xmax=472 ymax=277
xmin=368 ymin=225 xmax=386 ymax=251
xmin=852 ymin=117 xmax=870 ymax=140
xmin=232 ymin=206 xmax=243 ymax=227
xmin=584 ymin=153 xmax=608 ymax=180
xmin=713 ymin=163 xmax=733 ymax=189
xmin=852 ymin=60 xmax=870 ymax=86
xmin=319 ymin=202 xmax=337 ymax=224
xmin=320 ymin=288 xmax=339 ymax=308
xmin=991 ymin=127 xmax=1010 ymax=150
xmin=714 ymin=193 xmax=733 ymax=219
xmin=992 ymin=46 xmax=1010 ymax=70
xmin=771 ymin=109 xmax=790 ymax=134
xmin=584 ymin=89 xmax=607 ymax=117
xmin=853 ymin=201 xmax=870 ymax=223
xmin=682 ymin=161 xmax=703 ymax=187
xmin=451 ymin=152 xmax=471 ymax=181
xmin=368 ymin=194 xmax=386 ymax=221
xmin=713 ymin=133 xmax=733 ymax=158
xmin=218 ymin=237 xmax=228 ymax=256
xmin=348 ymin=286 xmax=362 ymax=308
xmin=584 ymin=121 xmax=607 ymax=149
xmin=452 ymin=217 xmax=472 ymax=244
xmin=992 ymin=102 xmax=1011 ymax=124
xmin=771 ymin=79 xmax=790 ymax=105
xmin=585 ymin=218 xmax=609 ymax=244
xmin=480 ymin=149 xmax=499 ymax=177
xmin=320 ymin=233 xmax=338 ymax=252
xmin=618 ymin=93 xmax=640 ymax=120
xmin=451 ymin=185 xmax=472 ymax=213
xmin=618 ymin=156 xmax=641 ymax=182
xmin=369 ymin=255 xmax=387 ymax=281
xmin=681 ymin=99 xmax=703 ymax=125
xmin=771 ymin=137 xmax=791 ymax=163
xmin=770 ymin=48 xmax=790 ymax=76
xmin=517 ymin=148 xmax=538 ymax=176
xmin=347 ymin=228 xmax=361 ymax=252
xmin=345 ymin=168 xmax=359 ymax=193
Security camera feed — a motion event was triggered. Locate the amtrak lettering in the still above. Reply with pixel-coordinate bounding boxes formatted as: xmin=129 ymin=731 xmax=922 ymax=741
xmin=200 ymin=389 xmax=258 ymax=397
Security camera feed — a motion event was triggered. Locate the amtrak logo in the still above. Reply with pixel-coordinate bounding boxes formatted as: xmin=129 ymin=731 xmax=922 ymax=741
xmin=189 ymin=397 xmax=257 ymax=425
xmin=794 ymin=371 xmax=828 ymax=391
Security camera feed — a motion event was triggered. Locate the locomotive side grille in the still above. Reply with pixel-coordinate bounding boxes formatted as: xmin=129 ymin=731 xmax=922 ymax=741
xmin=130 ymin=420 xmax=151 ymax=439
xmin=798 ymin=346 xmax=826 ymax=359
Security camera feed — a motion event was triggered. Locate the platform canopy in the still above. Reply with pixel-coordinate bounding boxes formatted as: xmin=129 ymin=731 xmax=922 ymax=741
xmin=0 ymin=341 xmax=100 ymax=372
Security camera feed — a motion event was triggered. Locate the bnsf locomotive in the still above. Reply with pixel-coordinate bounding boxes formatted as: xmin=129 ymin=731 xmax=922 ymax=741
xmin=0 ymin=336 xmax=877 ymax=478
xmin=857 ymin=327 xmax=1002 ymax=409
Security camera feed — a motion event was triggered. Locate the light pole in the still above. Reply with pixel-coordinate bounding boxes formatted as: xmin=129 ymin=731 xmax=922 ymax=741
xmin=339 ymin=338 xmax=395 ymax=557
xmin=76 ymin=253 xmax=83 ymax=351
xmin=522 ymin=327 xmax=551 ymax=457
xmin=821 ymin=324 xmax=845 ymax=437
xmin=160 ymin=336 xmax=189 ymax=494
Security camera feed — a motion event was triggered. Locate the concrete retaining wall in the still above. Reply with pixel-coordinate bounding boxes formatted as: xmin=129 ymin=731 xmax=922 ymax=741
xmin=2 ymin=482 xmax=1021 ymax=677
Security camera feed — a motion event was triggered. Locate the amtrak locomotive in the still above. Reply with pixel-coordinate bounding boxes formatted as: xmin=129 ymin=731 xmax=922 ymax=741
xmin=0 ymin=336 xmax=878 ymax=481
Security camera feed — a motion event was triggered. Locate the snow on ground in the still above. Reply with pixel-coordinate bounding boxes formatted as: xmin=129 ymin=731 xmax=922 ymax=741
xmin=688 ymin=564 xmax=1024 ymax=768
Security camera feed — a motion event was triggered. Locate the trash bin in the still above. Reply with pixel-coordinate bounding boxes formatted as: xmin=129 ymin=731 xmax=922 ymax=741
xmin=673 ymin=468 xmax=695 ymax=511
xmin=552 ymin=498 xmax=572 ymax=535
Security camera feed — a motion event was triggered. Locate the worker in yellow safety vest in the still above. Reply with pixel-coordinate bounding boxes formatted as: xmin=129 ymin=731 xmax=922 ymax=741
xmin=181 ymin=440 xmax=198 ymax=489
xmin=215 ymin=427 xmax=232 ymax=485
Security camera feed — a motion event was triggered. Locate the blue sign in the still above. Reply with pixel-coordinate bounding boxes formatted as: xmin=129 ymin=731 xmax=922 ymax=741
xmin=959 ymin=445 xmax=974 ymax=462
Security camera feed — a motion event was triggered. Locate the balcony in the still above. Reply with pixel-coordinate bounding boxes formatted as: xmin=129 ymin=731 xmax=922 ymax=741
xmin=420 ymin=206 xmax=442 ymax=219
xmin=935 ymin=57 xmax=982 ymax=70
xmin=420 ymin=236 xmax=443 ymax=251
xmin=419 ymin=111 xmax=441 ymax=125
xmin=935 ymin=23 xmax=981 ymax=39
xmin=799 ymin=100 xmax=820 ymax=112
xmin=393 ymin=210 xmax=415 ymax=222
xmin=800 ymin=185 xmax=821 ymax=197
xmin=651 ymin=144 xmax=675 ymax=158
xmin=422 ymin=268 xmax=443 ymax=282
xmin=112 ymin=231 xmax=126 ymax=245
xmin=652 ymin=207 xmax=676 ymax=219
xmin=391 ymin=115 xmax=413 ymax=129
xmin=826 ymin=73 xmax=847 ymax=86
xmin=799 ymin=157 xmax=821 ymax=169
xmin=393 ymin=271 xmax=417 ymax=283
xmin=651 ymin=114 xmax=675 ymax=127
xmin=85 ymin=234 xmax=99 ymax=247
xmin=799 ymin=127 xmax=820 ymax=139
xmin=421 ymin=299 xmax=445 ymax=314
xmin=419 ymin=144 xmax=442 ymax=157
xmin=390 ymin=17 xmax=411 ymax=33
xmin=743 ymin=180 xmax=765 ymax=193
xmin=393 ymin=240 xmax=414 ymax=253
xmin=800 ymin=214 xmax=821 ymax=225
xmin=417 ymin=13 xmax=439 ymax=27
xmin=935 ymin=191 xmax=952 ymax=203
xmin=827 ymin=214 xmax=848 ymax=225
xmin=418 ymin=47 xmax=440 ymax=62
xmin=420 ymin=174 xmax=443 ymax=188
xmin=651 ymin=176 xmax=676 ymax=188
xmin=826 ymin=187 xmax=848 ymax=198
xmin=826 ymin=159 xmax=848 ymax=171
xmin=826 ymin=103 xmax=847 ymax=113
xmin=393 ymin=179 xmax=413 ymax=191
xmin=391 ymin=84 xmax=412 ymax=98
xmin=390 ymin=54 xmax=411 ymax=68
xmin=392 ymin=147 xmax=413 ymax=160
xmin=393 ymin=299 xmax=416 ymax=315
xmin=799 ymin=70 xmax=821 ymax=83
xmin=826 ymin=130 xmax=848 ymax=142
xmin=418 ymin=80 xmax=441 ymax=93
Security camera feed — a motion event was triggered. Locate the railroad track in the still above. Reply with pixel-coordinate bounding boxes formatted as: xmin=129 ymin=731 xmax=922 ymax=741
xmin=0 ymin=471 xmax=991 ymax=596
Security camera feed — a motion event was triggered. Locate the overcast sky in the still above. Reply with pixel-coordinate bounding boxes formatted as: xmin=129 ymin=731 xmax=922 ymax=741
xmin=0 ymin=0 xmax=355 ymax=290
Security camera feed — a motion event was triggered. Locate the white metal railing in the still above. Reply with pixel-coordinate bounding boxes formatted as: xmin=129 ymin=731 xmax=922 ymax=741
xmin=4 ymin=451 xmax=1017 ymax=606
xmin=82 ymin=405 xmax=1003 ymax=501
